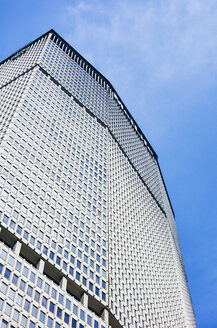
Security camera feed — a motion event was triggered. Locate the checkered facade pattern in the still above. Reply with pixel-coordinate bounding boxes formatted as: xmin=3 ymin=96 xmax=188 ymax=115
xmin=0 ymin=30 xmax=196 ymax=328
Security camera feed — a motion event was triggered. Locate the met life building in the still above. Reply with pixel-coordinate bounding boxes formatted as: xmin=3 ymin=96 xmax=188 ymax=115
xmin=0 ymin=30 xmax=196 ymax=328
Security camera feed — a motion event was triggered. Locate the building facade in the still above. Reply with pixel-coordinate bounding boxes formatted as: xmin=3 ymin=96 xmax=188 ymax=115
xmin=0 ymin=30 xmax=196 ymax=328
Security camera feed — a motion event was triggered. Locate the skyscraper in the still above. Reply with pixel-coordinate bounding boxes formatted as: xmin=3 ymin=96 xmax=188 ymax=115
xmin=0 ymin=30 xmax=196 ymax=328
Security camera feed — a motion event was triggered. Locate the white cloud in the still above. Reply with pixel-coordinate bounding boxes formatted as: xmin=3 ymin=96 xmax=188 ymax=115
xmin=59 ymin=0 xmax=217 ymax=142
xmin=63 ymin=0 xmax=217 ymax=81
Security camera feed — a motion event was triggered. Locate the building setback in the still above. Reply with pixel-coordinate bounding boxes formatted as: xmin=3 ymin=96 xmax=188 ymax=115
xmin=0 ymin=30 xmax=196 ymax=328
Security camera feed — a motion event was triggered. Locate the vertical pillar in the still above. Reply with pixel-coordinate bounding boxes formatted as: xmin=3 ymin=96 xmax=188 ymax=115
xmin=37 ymin=259 xmax=45 ymax=273
xmin=81 ymin=292 xmax=88 ymax=308
xmin=13 ymin=241 xmax=22 ymax=255
xmin=102 ymin=308 xmax=109 ymax=325
xmin=60 ymin=276 xmax=67 ymax=291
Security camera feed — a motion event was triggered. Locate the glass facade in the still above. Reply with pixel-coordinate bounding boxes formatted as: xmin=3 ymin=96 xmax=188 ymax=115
xmin=0 ymin=30 xmax=196 ymax=327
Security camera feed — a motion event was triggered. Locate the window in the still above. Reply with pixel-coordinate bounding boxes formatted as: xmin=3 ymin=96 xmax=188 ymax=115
xmin=39 ymin=310 xmax=45 ymax=323
xmin=19 ymin=280 xmax=26 ymax=291
xmin=23 ymin=266 xmax=29 ymax=277
xmin=37 ymin=277 xmax=42 ymax=287
xmin=77 ymin=260 xmax=81 ymax=269
xmin=27 ymin=285 xmax=33 ymax=296
xmin=29 ymin=320 xmax=35 ymax=328
xmin=82 ymin=277 xmax=87 ymax=285
xmin=87 ymin=315 xmax=92 ymax=325
xmin=52 ymin=288 xmax=57 ymax=299
xmin=80 ymin=309 xmax=85 ymax=320
xmin=64 ymin=313 xmax=69 ymax=323
xmin=58 ymin=293 xmax=63 ymax=304
xmin=42 ymin=296 xmax=47 ymax=307
xmin=30 ymin=272 xmax=36 ymax=282
xmin=95 ymin=287 xmax=99 ymax=296
xmin=70 ymin=255 xmax=75 ymax=264
xmin=49 ymin=301 xmax=55 ymax=313
xmin=0 ymin=282 xmax=7 ymax=294
xmin=94 ymin=320 xmax=99 ymax=328
xmin=16 ymin=260 xmax=21 ymax=271
xmin=47 ymin=317 xmax=53 ymax=328
xmin=44 ymin=283 xmax=50 ymax=293
xmin=4 ymin=268 xmax=11 ymax=279
xmin=72 ymin=319 xmax=77 ymax=328
xmin=57 ymin=307 xmax=62 ymax=318
xmin=13 ymin=309 xmax=19 ymax=322
xmin=32 ymin=305 xmax=38 ymax=317
xmin=16 ymin=294 xmax=23 ymax=306
xmin=56 ymin=256 xmax=61 ymax=265
xmin=1 ymin=319 xmax=8 ymax=328
xmin=24 ymin=300 xmax=30 ymax=311
xmin=66 ymin=298 xmax=71 ymax=309
xmin=5 ymin=303 xmax=12 ymax=316
xmin=73 ymin=304 xmax=78 ymax=315
xmin=50 ymin=251 xmax=54 ymax=260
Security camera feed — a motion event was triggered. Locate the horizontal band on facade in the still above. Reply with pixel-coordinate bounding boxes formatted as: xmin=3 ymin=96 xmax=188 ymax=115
xmin=0 ymin=64 xmax=167 ymax=217
xmin=0 ymin=29 xmax=175 ymax=219
xmin=0 ymin=29 xmax=157 ymax=161
xmin=0 ymin=64 xmax=38 ymax=91
xmin=0 ymin=224 xmax=123 ymax=328
xmin=38 ymin=65 xmax=167 ymax=217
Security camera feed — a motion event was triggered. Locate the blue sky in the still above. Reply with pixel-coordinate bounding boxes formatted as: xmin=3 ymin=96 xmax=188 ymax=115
xmin=1 ymin=0 xmax=217 ymax=326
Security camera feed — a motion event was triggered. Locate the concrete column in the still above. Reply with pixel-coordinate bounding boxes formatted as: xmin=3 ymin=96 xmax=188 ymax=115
xmin=81 ymin=292 xmax=88 ymax=308
xmin=13 ymin=241 xmax=22 ymax=255
xmin=102 ymin=308 xmax=109 ymax=325
xmin=37 ymin=259 xmax=45 ymax=273
xmin=60 ymin=276 xmax=67 ymax=291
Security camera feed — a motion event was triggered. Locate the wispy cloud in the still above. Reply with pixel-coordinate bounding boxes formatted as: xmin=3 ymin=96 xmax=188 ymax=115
xmin=59 ymin=0 xmax=217 ymax=143
xmin=62 ymin=0 xmax=217 ymax=82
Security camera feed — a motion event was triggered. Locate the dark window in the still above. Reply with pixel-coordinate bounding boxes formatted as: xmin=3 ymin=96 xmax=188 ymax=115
xmin=4 ymin=268 xmax=11 ymax=279
xmin=12 ymin=274 xmax=18 ymax=285
xmin=72 ymin=318 xmax=77 ymax=328
xmin=57 ymin=307 xmax=62 ymax=318
xmin=64 ymin=313 xmax=69 ymax=324
xmin=49 ymin=301 xmax=55 ymax=313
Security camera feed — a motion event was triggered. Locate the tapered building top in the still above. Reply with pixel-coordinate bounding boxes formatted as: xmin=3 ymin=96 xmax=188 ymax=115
xmin=0 ymin=30 xmax=196 ymax=327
